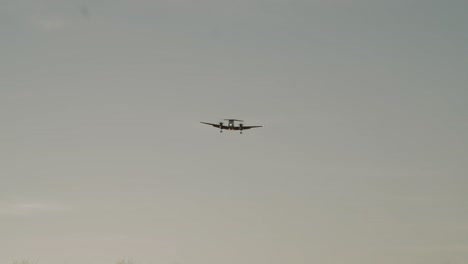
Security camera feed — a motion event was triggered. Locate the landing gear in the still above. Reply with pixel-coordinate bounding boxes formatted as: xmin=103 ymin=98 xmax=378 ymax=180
xmin=219 ymin=122 xmax=224 ymax=133
xmin=240 ymin=130 xmax=243 ymax=134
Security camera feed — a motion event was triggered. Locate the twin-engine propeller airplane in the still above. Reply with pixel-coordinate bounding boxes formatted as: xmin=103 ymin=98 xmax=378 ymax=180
xmin=201 ymin=119 xmax=263 ymax=134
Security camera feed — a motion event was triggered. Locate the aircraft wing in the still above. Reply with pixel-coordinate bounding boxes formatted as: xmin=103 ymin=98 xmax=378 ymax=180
xmin=200 ymin=122 xmax=229 ymax=129
xmin=237 ymin=125 xmax=263 ymax=130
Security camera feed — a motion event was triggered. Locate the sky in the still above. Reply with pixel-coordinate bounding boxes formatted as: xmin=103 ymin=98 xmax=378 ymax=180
xmin=1 ymin=0 xmax=468 ymax=263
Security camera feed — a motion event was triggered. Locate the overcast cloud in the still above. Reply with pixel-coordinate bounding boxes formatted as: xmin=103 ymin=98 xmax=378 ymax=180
xmin=1 ymin=0 xmax=468 ymax=264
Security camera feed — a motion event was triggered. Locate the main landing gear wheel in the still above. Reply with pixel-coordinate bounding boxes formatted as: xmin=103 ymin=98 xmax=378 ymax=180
xmin=219 ymin=122 xmax=224 ymax=133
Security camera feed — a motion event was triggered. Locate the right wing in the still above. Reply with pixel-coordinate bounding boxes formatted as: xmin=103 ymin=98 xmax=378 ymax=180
xmin=200 ymin=122 xmax=229 ymax=129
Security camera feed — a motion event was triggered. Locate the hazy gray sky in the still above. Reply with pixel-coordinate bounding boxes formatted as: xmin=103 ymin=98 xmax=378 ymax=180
xmin=1 ymin=0 xmax=468 ymax=263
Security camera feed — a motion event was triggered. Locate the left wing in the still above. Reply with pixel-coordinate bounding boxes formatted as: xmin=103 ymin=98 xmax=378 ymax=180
xmin=235 ymin=125 xmax=263 ymax=130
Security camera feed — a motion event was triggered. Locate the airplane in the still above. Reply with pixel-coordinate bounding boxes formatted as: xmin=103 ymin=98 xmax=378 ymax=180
xmin=200 ymin=119 xmax=263 ymax=134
